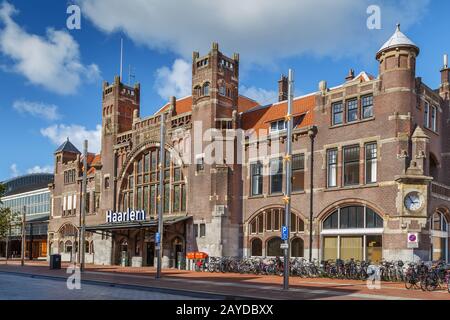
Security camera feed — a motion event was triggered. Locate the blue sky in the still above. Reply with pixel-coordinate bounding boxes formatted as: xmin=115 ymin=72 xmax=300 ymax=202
xmin=0 ymin=0 xmax=448 ymax=181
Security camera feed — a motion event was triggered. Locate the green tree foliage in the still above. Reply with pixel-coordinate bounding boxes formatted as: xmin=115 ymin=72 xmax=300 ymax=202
xmin=0 ymin=184 xmax=21 ymax=239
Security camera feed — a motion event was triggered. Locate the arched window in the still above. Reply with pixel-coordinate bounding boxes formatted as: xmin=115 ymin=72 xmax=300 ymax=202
xmin=194 ymin=85 xmax=201 ymax=96
xmin=291 ymin=238 xmax=304 ymax=258
xmin=219 ymin=84 xmax=226 ymax=96
xmin=59 ymin=241 xmax=64 ymax=253
xmin=64 ymin=241 xmax=72 ymax=253
xmin=267 ymin=237 xmax=283 ymax=257
xmin=323 ymin=206 xmax=383 ymax=230
xmin=322 ymin=205 xmax=383 ymax=263
xmin=249 ymin=209 xmax=305 ymax=235
xmin=430 ymin=210 xmax=448 ymax=262
xmin=251 ymin=238 xmax=262 ymax=256
xmin=202 ymin=82 xmax=210 ymax=96
xmin=85 ymin=241 xmax=90 ymax=254
xmin=90 ymin=241 xmax=94 ymax=254
xmin=120 ymin=148 xmax=186 ymax=216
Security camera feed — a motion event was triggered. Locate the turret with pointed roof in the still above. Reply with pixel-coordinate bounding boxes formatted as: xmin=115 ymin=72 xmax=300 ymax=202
xmin=376 ymin=24 xmax=419 ymax=59
xmin=54 ymin=138 xmax=81 ymax=155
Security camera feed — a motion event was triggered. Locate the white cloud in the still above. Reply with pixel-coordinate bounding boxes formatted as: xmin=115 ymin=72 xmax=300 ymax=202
xmin=10 ymin=163 xmax=19 ymax=177
xmin=77 ymin=0 xmax=430 ymax=64
xmin=13 ymin=100 xmax=60 ymax=121
xmin=27 ymin=165 xmax=53 ymax=174
xmin=155 ymin=59 xmax=191 ymax=100
xmin=40 ymin=124 xmax=102 ymax=153
xmin=240 ymin=86 xmax=277 ymax=105
xmin=0 ymin=1 xmax=100 ymax=95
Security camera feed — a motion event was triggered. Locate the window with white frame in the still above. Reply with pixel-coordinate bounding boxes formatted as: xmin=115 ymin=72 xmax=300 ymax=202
xmin=365 ymin=143 xmax=377 ymax=184
xmin=327 ymin=149 xmax=338 ymax=188
xmin=431 ymin=106 xmax=437 ymax=132
xmin=270 ymin=120 xmax=287 ymax=133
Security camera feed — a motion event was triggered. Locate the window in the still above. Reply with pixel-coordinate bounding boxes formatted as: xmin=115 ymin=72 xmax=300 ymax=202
xmin=291 ymin=238 xmax=304 ymax=258
xmin=431 ymin=106 xmax=437 ymax=132
xmin=424 ymin=102 xmax=430 ymax=128
xmin=202 ymin=83 xmax=210 ymax=96
xmin=343 ymin=146 xmax=360 ymax=186
xmin=292 ymin=154 xmax=305 ymax=192
xmin=362 ymin=95 xmax=373 ymax=119
xmin=323 ymin=206 xmax=383 ymax=230
xmin=199 ymin=224 xmax=206 ymax=237
xmin=365 ymin=143 xmax=377 ymax=184
xmin=327 ymin=149 xmax=338 ymax=188
xmin=267 ymin=238 xmax=283 ymax=257
xmin=347 ymin=99 xmax=358 ymax=122
xmin=104 ymin=176 xmax=110 ymax=189
xmin=270 ymin=157 xmax=283 ymax=194
xmin=250 ymin=162 xmax=263 ymax=196
xmin=340 ymin=206 xmax=364 ymax=229
xmin=251 ymin=238 xmax=263 ymax=256
xmin=196 ymin=157 xmax=205 ymax=172
xmin=270 ymin=120 xmax=286 ymax=133
xmin=332 ymin=102 xmax=343 ymax=125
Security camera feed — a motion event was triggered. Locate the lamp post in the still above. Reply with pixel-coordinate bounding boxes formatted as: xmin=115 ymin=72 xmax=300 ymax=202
xmin=21 ymin=206 xmax=26 ymax=267
xmin=283 ymin=69 xmax=294 ymax=291
xmin=80 ymin=140 xmax=88 ymax=272
xmin=156 ymin=112 xmax=166 ymax=279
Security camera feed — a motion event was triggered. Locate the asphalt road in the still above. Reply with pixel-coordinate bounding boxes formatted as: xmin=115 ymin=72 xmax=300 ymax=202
xmin=0 ymin=272 xmax=205 ymax=300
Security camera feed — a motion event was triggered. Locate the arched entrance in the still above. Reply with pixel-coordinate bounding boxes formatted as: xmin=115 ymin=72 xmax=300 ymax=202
xmin=321 ymin=205 xmax=384 ymax=263
xmin=247 ymin=207 xmax=305 ymax=257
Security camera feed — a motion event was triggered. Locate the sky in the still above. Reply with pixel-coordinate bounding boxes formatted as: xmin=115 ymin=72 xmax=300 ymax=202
xmin=0 ymin=0 xmax=448 ymax=181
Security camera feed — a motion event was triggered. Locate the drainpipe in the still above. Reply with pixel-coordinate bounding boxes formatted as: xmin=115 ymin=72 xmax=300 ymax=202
xmin=308 ymin=127 xmax=317 ymax=262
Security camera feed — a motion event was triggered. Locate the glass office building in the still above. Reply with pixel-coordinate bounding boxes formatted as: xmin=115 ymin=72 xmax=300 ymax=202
xmin=0 ymin=173 xmax=53 ymax=259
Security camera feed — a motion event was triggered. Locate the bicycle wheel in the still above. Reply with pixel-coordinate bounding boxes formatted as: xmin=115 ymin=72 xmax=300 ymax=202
xmin=404 ymin=275 xmax=414 ymax=290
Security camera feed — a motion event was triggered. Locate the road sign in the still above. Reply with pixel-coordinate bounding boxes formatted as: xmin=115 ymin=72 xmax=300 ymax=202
xmin=281 ymin=226 xmax=289 ymax=241
xmin=280 ymin=243 xmax=289 ymax=250
xmin=407 ymin=232 xmax=419 ymax=249
xmin=155 ymin=232 xmax=161 ymax=244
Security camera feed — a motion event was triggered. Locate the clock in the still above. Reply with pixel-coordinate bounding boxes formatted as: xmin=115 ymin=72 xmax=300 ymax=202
xmin=404 ymin=192 xmax=423 ymax=212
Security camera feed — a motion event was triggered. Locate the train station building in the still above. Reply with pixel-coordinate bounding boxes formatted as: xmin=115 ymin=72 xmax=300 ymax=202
xmin=47 ymin=25 xmax=450 ymax=267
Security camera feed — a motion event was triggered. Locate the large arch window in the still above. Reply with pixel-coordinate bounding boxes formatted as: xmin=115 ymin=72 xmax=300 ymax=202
xmin=322 ymin=205 xmax=383 ymax=263
xmin=249 ymin=209 xmax=305 ymax=235
xmin=120 ymin=148 xmax=186 ymax=215
xmin=430 ymin=210 xmax=448 ymax=262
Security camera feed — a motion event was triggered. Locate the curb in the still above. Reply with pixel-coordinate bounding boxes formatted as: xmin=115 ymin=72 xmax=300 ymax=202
xmin=0 ymin=270 xmax=260 ymax=300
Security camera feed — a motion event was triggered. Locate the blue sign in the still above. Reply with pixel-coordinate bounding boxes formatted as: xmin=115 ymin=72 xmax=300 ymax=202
xmin=281 ymin=226 xmax=289 ymax=241
xmin=155 ymin=232 xmax=161 ymax=244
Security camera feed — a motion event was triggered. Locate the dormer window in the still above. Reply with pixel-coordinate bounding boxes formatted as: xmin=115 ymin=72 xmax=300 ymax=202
xmin=270 ymin=120 xmax=286 ymax=133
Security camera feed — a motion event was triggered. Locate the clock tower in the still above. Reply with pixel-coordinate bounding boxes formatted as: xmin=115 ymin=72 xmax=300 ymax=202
xmin=393 ymin=126 xmax=433 ymax=261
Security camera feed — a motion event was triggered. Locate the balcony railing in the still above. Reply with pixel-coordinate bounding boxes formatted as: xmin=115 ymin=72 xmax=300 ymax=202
xmin=431 ymin=182 xmax=450 ymax=200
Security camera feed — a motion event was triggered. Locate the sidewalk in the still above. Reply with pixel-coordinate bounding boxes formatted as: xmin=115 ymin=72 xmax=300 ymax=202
xmin=0 ymin=260 xmax=449 ymax=300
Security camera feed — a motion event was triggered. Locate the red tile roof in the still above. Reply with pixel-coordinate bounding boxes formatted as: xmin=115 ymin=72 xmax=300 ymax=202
xmin=241 ymin=93 xmax=316 ymax=137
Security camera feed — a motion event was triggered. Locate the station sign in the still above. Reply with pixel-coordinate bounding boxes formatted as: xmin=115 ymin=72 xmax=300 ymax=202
xmin=155 ymin=232 xmax=161 ymax=244
xmin=106 ymin=209 xmax=146 ymax=224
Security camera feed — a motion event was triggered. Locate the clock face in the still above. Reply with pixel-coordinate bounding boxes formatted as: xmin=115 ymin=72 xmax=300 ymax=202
xmin=404 ymin=192 xmax=423 ymax=212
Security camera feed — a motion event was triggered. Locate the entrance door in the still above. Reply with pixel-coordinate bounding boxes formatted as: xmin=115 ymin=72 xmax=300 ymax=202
xmin=146 ymin=242 xmax=155 ymax=266
xmin=174 ymin=244 xmax=183 ymax=268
